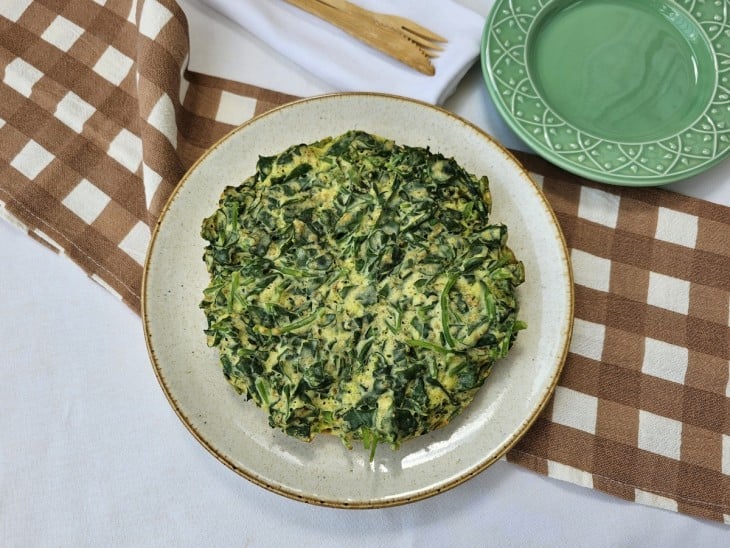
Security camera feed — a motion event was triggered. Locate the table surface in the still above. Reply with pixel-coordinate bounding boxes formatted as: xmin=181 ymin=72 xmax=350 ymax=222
xmin=2 ymin=0 xmax=729 ymax=545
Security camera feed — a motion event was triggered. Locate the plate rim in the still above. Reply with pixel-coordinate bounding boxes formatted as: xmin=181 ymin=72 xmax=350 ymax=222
xmin=481 ymin=0 xmax=730 ymax=186
xmin=141 ymin=92 xmax=575 ymax=508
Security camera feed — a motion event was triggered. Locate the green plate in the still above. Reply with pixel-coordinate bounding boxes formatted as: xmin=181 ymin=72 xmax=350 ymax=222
xmin=481 ymin=0 xmax=730 ymax=185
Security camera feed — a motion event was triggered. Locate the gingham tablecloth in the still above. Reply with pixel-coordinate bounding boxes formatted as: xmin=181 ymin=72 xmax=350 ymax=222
xmin=1 ymin=0 xmax=728 ymax=523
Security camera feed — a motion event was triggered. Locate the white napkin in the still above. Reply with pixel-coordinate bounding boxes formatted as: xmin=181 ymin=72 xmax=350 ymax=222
xmin=199 ymin=0 xmax=485 ymax=104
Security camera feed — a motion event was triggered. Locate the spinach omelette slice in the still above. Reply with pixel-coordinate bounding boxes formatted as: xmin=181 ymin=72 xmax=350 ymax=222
xmin=200 ymin=130 xmax=525 ymax=458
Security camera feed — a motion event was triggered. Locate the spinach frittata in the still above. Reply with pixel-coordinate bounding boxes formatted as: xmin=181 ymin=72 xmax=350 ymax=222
xmin=200 ymin=130 xmax=525 ymax=458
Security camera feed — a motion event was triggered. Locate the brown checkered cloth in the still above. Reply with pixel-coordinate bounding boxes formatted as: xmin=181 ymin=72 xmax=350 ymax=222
xmin=1 ymin=0 xmax=728 ymax=523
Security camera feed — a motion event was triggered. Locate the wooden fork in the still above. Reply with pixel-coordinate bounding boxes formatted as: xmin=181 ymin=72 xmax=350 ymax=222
xmin=321 ymin=0 xmax=447 ymax=55
xmin=284 ymin=0 xmax=446 ymax=74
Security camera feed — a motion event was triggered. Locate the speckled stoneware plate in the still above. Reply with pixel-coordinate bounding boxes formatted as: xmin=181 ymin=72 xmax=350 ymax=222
xmin=482 ymin=0 xmax=730 ymax=186
xmin=142 ymin=93 xmax=573 ymax=508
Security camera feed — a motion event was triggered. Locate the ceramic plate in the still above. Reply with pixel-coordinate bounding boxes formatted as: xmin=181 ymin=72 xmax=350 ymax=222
xmin=142 ymin=93 xmax=573 ymax=508
xmin=482 ymin=0 xmax=730 ymax=185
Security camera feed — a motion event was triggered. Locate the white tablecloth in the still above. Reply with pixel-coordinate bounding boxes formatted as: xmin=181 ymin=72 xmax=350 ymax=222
xmin=2 ymin=0 xmax=729 ymax=545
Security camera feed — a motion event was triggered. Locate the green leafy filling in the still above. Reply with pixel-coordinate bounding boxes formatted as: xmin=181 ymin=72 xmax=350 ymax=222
xmin=200 ymin=130 xmax=525 ymax=457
